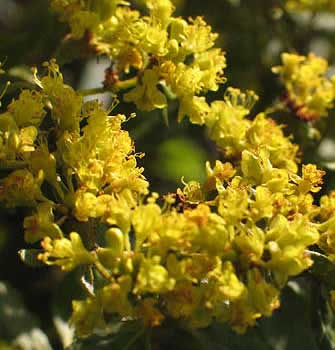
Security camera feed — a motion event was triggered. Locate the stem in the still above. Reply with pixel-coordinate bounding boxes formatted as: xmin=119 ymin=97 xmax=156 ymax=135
xmin=78 ymin=77 xmax=138 ymax=96
xmin=0 ymin=81 xmax=11 ymax=99
xmin=53 ymin=181 xmax=65 ymax=201
xmin=316 ymin=216 xmax=335 ymax=232
xmin=264 ymin=101 xmax=287 ymax=115
xmin=78 ymin=87 xmax=110 ymax=96
xmin=306 ymin=250 xmax=330 ymax=261
xmin=161 ymin=83 xmax=176 ymax=100
xmin=93 ymin=255 xmax=114 ymax=281
xmin=145 ymin=328 xmax=152 ymax=350
xmin=124 ymin=232 xmax=131 ymax=252
xmin=122 ymin=327 xmax=146 ymax=350
xmin=6 ymin=81 xmax=36 ymax=94
xmin=66 ymin=174 xmax=75 ymax=194
xmin=0 ymin=160 xmax=28 ymax=169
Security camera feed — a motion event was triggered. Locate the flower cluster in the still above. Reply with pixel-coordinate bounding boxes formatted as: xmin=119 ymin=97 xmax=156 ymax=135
xmin=57 ymin=148 xmax=327 ymax=336
xmin=203 ymin=88 xmax=299 ymax=173
xmin=50 ymin=0 xmax=226 ymax=119
xmin=10 ymin=59 xmax=335 ymax=337
xmin=3 ymin=0 xmax=335 ymax=341
xmin=0 ymin=56 xmax=327 ymax=337
xmin=272 ymin=52 xmax=335 ymax=121
xmin=0 ymin=60 xmax=148 ymax=244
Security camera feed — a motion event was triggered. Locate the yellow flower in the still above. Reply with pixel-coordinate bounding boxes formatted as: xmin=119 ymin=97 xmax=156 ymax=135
xmin=298 ymin=164 xmax=325 ymax=194
xmin=136 ymin=298 xmax=165 ymax=327
xmin=273 ymin=53 xmax=335 ymax=120
xmin=208 ymin=260 xmax=245 ymax=301
xmin=265 ymin=214 xmax=319 ymax=285
xmin=38 ymin=60 xmax=82 ymax=132
xmin=124 ymin=69 xmax=167 ymax=111
xmin=0 ymin=169 xmax=46 ymax=207
xmin=24 ymin=203 xmax=62 ymax=243
xmin=39 ymin=232 xmax=96 ymax=271
xmin=247 ymin=268 xmax=280 ymax=317
xmin=134 ymin=256 xmax=175 ymax=294
xmin=132 ymin=202 xmax=162 ymax=251
xmin=8 ymin=90 xmax=45 ymax=127
xmin=71 ymin=296 xmax=105 ymax=337
xmin=99 ymin=275 xmax=133 ymax=316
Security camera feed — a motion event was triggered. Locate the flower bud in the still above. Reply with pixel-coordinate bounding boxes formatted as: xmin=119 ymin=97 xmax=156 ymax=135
xmin=105 ymin=227 xmax=124 ymax=257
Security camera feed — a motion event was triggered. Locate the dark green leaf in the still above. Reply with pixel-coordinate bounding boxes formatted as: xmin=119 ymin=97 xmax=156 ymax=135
xmin=18 ymin=249 xmax=45 ymax=268
xmin=67 ymin=322 xmax=145 ymax=350
xmin=308 ymin=250 xmax=335 ymax=290
xmin=0 ymin=281 xmax=52 ymax=349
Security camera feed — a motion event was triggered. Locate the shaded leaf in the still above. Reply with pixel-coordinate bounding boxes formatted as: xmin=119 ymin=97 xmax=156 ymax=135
xmin=18 ymin=249 xmax=45 ymax=268
xmin=0 ymin=281 xmax=52 ymax=349
xmin=151 ymin=137 xmax=208 ymax=183
xmin=309 ymin=250 xmax=335 ymax=290
xmin=257 ymin=279 xmax=319 ymax=350
xmin=67 ymin=322 xmax=145 ymax=350
xmin=51 ymin=270 xmax=87 ymax=349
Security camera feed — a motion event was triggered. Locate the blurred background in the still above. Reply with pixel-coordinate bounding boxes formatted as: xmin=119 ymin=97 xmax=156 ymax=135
xmin=1 ymin=0 xmax=335 ymax=348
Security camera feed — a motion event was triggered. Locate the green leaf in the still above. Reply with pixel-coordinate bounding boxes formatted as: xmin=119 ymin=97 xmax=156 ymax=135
xmin=8 ymin=66 xmax=35 ymax=84
xmin=52 ymin=270 xmax=88 ymax=349
xmin=67 ymin=322 xmax=145 ymax=350
xmin=308 ymin=250 xmax=335 ymax=290
xmin=162 ymin=108 xmax=169 ymax=127
xmin=151 ymin=137 xmax=208 ymax=183
xmin=0 ymin=221 xmax=9 ymax=253
xmin=257 ymin=279 xmax=319 ymax=350
xmin=18 ymin=249 xmax=45 ymax=268
xmin=0 ymin=281 xmax=52 ymax=349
